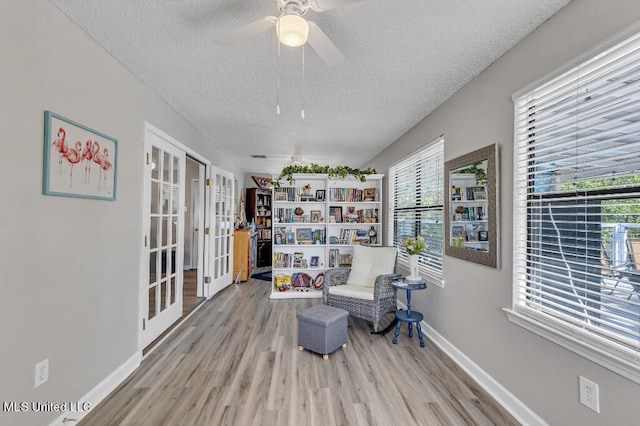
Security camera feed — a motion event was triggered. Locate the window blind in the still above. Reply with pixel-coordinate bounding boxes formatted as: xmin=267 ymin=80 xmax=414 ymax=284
xmin=389 ymin=137 xmax=444 ymax=284
xmin=513 ymin=30 xmax=640 ymax=372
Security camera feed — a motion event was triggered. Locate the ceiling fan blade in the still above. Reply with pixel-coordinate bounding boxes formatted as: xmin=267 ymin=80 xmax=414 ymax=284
xmin=217 ymin=16 xmax=276 ymax=46
xmin=309 ymin=0 xmax=366 ymax=12
xmin=307 ymin=22 xmax=345 ymax=67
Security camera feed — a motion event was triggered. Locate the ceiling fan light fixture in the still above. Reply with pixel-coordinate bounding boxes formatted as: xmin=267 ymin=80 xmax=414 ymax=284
xmin=277 ymin=14 xmax=309 ymax=47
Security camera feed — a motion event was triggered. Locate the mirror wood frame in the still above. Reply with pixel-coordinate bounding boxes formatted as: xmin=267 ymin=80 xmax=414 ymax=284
xmin=444 ymin=143 xmax=500 ymax=268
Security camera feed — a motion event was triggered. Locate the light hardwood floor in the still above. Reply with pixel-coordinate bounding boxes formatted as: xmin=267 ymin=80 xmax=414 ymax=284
xmin=144 ymin=269 xmax=205 ymax=356
xmin=80 ymin=274 xmax=519 ymax=426
xmin=182 ymin=269 xmax=204 ymax=316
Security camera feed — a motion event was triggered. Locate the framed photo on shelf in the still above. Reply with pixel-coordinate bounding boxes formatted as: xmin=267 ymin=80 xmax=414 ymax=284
xmin=478 ymin=231 xmax=489 ymax=241
xmin=466 ymin=229 xmax=477 ymax=241
xmin=310 ymin=210 xmax=321 ymax=223
xmin=451 ymin=225 xmax=465 ymax=239
xmin=275 ymin=191 xmax=288 ymax=201
xmin=451 ymin=186 xmax=462 ymax=201
xmin=286 ymin=232 xmax=295 ymax=244
xmin=473 ymin=190 xmax=487 ymax=200
xmin=363 ymin=188 xmax=376 ymax=201
xmin=296 ymin=228 xmax=313 ymax=243
xmin=310 ymin=256 xmax=319 ymax=267
xmin=275 ymin=234 xmax=283 ymax=245
xmin=338 ymin=253 xmax=353 ymax=266
xmin=315 ymin=190 xmax=325 ymax=202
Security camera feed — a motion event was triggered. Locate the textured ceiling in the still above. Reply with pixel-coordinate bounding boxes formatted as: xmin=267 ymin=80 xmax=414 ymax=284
xmin=49 ymin=0 xmax=571 ymax=175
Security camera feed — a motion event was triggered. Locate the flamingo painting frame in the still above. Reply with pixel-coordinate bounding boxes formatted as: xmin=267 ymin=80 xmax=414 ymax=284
xmin=43 ymin=111 xmax=118 ymax=201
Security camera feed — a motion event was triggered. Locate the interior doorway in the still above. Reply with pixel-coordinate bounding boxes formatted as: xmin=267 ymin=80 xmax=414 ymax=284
xmin=142 ymin=123 xmax=235 ymax=353
xmin=142 ymin=129 xmax=186 ymax=348
xmin=183 ymin=155 xmax=206 ymax=315
xmin=142 ymin=125 xmax=208 ymax=352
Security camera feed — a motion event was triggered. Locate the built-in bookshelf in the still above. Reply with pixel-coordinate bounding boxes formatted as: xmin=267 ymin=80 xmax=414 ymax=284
xmin=449 ymin=173 xmax=489 ymax=250
xmin=246 ymin=188 xmax=272 ymax=267
xmin=270 ymin=173 xmax=383 ymax=299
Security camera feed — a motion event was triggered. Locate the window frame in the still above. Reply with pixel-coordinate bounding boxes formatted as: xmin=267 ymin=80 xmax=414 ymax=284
xmin=507 ymin=23 xmax=640 ymax=384
xmin=388 ymin=136 xmax=444 ymax=287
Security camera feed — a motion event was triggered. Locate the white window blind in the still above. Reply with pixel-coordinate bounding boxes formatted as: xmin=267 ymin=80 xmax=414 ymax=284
xmin=512 ymin=28 xmax=640 ymax=381
xmin=389 ymin=137 xmax=444 ymax=285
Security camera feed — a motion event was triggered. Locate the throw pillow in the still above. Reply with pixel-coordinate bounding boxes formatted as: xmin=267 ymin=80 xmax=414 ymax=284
xmin=346 ymin=245 xmax=397 ymax=288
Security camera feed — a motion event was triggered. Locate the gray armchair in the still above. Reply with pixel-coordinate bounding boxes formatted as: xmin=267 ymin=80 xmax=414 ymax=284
xmin=322 ymin=246 xmax=399 ymax=332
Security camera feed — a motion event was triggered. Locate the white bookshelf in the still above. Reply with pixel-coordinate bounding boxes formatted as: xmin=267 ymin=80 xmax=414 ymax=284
xmin=449 ymin=173 xmax=489 ymax=250
xmin=270 ymin=173 xmax=383 ymax=299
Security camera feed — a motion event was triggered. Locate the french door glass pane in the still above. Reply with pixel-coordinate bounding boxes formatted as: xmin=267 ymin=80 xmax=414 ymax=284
xmin=160 ymin=280 xmax=167 ymax=312
xmin=173 ymin=156 xmax=179 ymax=184
xmin=162 ymin=183 xmax=170 ymax=214
xmin=171 ymin=219 xmax=177 ymax=245
xmin=163 ymin=152 xmax=171 ymax=182
xmin=150 ymin=217 xmax=158 ymax=249
xmin=151 ymin=147 xmax=159 ymax=180
xmin=151 ymin=181 xmax=159 ymax=214
xmin=148 ymin=287 xmax=157 ymax=319
xmin=149 ymin=251 xmax=157 ymax=284
xmin=170 ymin=277 xmax=176 ymax=305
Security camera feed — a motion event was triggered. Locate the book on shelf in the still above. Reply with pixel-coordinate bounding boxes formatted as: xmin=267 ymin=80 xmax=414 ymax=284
xmin=337 ymin=228 xmax=370 ymax=244
xmin=327 ymin=187 xmax=379 ymax=202
xmin=274 ymin=208 xmax=311 ymax=223
xmin=454 ymin=206 xmax=486 ymax=221
xmin=274 ymin=227 xmax=325 ymax=245
xmin=274 ymin=187 xmax=325 ymax=202
xmin=452 ymin=185 xmax=486 ymax=201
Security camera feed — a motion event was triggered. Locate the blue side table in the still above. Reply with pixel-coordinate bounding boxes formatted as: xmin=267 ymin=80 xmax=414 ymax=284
xmin=392 ymin=277 xmax=427 ymax=347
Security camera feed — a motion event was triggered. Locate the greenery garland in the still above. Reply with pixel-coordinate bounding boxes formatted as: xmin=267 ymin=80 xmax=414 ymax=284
xmin=454 ymin=162 xmax=487 ymax=185
xmin=272 ymin=164 xmax=377 ymax=187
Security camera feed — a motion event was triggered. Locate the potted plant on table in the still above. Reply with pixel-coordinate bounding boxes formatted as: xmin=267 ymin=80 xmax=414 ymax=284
xmin=402 ymin=235 xmax=427 ymax=282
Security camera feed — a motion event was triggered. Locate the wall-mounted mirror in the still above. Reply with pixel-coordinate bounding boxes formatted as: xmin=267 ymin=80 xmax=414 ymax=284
xmin=444 ymin=143 xmax=499 ymax=268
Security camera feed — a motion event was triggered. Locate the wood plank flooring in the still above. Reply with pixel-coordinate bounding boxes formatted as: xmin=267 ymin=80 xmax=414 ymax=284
xmin=183 ymin=269 xmax=204 ymax=316
xmin=80 ymin=273 xmax=519 ymax=426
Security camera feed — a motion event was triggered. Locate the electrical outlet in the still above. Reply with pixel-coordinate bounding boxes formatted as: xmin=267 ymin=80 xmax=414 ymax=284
xmin=34 ymin=359 xmax=49 ymax=388
xmin=579 ymin=375 xmax=600 ymax=413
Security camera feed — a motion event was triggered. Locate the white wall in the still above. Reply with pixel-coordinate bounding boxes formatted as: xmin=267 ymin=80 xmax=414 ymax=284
xmin=369 ymin=0 xmax=640 ymax=424
xmin=0 ymin=2 xmax=244 ymax=425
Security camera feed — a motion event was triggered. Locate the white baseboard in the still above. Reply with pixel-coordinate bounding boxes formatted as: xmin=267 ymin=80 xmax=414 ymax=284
xmin=396 ymin=301 xmax=547 ymax=426
xmin=49 ymin=352 xmax=141 ymax=426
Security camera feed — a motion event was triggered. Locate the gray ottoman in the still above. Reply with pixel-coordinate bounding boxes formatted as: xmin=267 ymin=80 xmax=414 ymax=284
xmin=297 ymin=304 xmax=349 ymax=360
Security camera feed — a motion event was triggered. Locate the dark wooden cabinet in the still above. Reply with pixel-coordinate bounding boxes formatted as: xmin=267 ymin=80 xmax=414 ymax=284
xmin=246 ymin=188 xmax=272 ymax=267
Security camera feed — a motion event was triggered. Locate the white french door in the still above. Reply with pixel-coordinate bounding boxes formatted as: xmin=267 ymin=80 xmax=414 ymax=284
xmin=207 ymin=166 xmax=234 ymax=295
xmin=142 ymin=129 xmax=186 ymax=347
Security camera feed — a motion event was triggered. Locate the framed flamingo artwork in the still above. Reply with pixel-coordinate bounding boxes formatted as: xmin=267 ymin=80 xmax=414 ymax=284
xmin=43 ymin=111 xmax=118 ymax=200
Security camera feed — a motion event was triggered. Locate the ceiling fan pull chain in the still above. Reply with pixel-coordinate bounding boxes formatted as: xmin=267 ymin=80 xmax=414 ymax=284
xmin=276 ymin=37 xmax=281 ymax=115
xmin=301 ymin=44 xmax=305 ymax=119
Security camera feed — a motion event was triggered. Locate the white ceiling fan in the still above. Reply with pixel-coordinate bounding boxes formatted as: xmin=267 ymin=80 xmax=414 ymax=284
xmin=217 ymin=0 xmax=365 ymax=67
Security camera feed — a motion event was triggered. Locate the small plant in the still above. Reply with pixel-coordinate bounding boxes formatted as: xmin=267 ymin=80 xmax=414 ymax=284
xmin=452 ymin=236 xmax=465 ymax=248
xmin=454 ymin=162 xmax=487 ymax=185
xmin=401 ymin=235 xmax=427 ymax=255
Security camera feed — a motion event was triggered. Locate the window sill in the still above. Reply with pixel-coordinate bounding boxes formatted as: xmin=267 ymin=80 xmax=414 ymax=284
xmin=503 ymin=308 xmax=640 ymax=385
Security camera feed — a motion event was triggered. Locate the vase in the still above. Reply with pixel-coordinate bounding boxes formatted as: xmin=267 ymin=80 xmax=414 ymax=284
xmin=407 ymin=254 xmax=421 ymax=282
